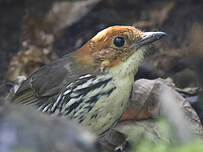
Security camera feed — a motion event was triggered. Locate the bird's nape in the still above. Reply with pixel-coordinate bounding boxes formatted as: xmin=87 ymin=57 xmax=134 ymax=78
xmin=11 ymin=25 xmax=166 ymax=135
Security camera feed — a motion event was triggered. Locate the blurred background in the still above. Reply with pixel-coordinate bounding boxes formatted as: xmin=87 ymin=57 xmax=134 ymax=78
xmin=1 ymin=0 xmax=203 ymax=119
xmin=0 ymin=0 xmax=203 ymax=151
xmin=0 ymin=0 xmax=202 ymax=83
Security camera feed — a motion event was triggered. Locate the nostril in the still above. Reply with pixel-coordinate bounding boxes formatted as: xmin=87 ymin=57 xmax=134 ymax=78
xmin=141 ymin=33 xmax=147 ymax=38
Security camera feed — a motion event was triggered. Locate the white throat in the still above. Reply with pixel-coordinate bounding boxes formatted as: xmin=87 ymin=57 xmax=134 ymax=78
xmin=110 ymin=47 xmax=146 ymax=78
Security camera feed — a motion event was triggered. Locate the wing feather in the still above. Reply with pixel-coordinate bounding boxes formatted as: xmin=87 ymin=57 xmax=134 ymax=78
xmin=12 ymin=52 xmax=100 ymax=107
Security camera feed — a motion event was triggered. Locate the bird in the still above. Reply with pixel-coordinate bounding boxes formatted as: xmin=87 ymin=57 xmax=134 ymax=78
xmin=12 ymin=25 xmax=166 ymax=135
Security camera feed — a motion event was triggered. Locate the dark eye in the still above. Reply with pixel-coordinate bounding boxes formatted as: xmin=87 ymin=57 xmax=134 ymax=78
xmin=113 ymin=37 xmax=125 ymax=47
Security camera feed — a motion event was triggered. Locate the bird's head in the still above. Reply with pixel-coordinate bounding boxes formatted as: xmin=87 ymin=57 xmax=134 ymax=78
xmin=75 ymin=26 xmax=166 ymax=74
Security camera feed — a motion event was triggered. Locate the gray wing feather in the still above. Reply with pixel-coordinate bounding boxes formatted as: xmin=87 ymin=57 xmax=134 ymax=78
xmin=12 ymin=52 xmax=100 ymax=105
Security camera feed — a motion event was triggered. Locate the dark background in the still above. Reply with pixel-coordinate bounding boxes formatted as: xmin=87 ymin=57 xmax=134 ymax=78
xmin=0 ymin=0 xmax=203 ymax=120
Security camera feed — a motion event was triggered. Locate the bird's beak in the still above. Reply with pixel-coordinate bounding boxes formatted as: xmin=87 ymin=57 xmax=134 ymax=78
xmin=137 ymin=31 xmax=167 ymax=46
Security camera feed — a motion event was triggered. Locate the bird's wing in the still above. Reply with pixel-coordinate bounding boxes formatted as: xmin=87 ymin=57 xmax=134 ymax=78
xmin=12 ymin=52 xmax=100 ymax=106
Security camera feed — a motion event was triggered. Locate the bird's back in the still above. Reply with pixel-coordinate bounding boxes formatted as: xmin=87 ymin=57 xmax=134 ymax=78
xmin=12 ymin=52 xmax=99 ymax=106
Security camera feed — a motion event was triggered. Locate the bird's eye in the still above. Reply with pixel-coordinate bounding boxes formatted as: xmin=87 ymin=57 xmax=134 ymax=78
xmin=113 ymin=37 xmax=125 ymax=47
